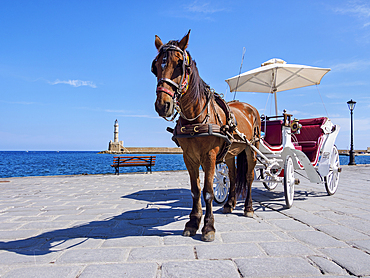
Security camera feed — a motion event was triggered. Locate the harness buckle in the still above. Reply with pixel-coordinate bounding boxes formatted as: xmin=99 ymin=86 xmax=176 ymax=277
xmin=175 ymin=104 xmax=182 ymax=113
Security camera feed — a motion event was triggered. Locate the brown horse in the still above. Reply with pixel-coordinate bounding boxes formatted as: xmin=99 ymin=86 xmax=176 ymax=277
xmin=152 ymin=30 xmax=260 ymax=241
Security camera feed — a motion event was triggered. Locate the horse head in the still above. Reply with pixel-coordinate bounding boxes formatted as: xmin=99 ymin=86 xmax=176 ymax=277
xmin=152 ymin=30 xmax=191 ymax=118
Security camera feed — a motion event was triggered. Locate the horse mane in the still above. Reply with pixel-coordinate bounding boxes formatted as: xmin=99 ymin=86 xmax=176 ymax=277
xmin=164 ymin=40 xmax=208 ymax=109
xmin=188 ymin=57 xmax=208 ymax=103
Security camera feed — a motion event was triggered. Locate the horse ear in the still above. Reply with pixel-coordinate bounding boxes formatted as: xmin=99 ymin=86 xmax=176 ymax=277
xmin=179 ymin=30 xmax=190 ymax=51
xmin=155 ymin=35 xmax=163 ymax=51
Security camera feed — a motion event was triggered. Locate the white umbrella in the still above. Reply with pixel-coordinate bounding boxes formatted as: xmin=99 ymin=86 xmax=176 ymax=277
xmin=225 ymin=58 xmax=331 ymax=115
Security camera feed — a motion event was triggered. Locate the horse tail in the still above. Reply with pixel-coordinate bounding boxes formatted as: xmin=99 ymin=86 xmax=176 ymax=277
xmin=235 ymin=150 xmax=248 ymax=198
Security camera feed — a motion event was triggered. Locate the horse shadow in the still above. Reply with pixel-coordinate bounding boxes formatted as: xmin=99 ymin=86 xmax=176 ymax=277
xmin=0 ymin=188 xmax=199 ymax=256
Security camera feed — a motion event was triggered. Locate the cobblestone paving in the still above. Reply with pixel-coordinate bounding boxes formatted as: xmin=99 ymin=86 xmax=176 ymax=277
xmin=0 ymin=165 xmax=369 ymax=277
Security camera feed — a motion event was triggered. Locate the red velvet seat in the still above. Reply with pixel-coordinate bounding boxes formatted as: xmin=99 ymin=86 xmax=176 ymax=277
xmin=294 ymin=117 xmax=327 ymax=163
xmin=298 ymin=117 xmax=327 ymax=126
xmin=261 ymin=117 xmax=326 ymax=162
xmin=261 ymin=120 xmax=283 ymax=147
xmin=293 ymin=142 xmax=302 ymax=151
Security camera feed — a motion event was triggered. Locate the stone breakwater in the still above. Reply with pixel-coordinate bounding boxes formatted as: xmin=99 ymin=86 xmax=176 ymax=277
xmin=101 ymin=148 xmax=370 ymax=156
xmin=98 ymin=147 xmax=183 ymax=154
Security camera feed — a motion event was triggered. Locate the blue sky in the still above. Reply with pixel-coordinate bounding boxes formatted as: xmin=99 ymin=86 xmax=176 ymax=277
xmin=1 ymin=0 xmax=369 ymax=151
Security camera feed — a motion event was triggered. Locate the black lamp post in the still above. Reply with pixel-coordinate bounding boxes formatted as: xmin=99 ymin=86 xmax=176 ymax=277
xmin=347 ymin=99 xmax=356 ymax=165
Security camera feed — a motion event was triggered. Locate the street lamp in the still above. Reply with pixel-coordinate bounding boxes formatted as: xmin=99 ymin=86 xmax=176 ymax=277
xmin=347 ymin=99 xmax=356 ymax=165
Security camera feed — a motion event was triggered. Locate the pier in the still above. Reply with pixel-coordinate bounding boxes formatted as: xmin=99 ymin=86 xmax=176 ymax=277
xmin=338 ymin=149 xmax=370 ymax=156
xmin=99 ymin=147 xmax=183 ymax=154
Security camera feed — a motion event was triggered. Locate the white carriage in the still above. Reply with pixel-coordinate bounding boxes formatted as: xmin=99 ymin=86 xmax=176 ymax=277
xmin=213 ymin=58 xmax=341 ymax=208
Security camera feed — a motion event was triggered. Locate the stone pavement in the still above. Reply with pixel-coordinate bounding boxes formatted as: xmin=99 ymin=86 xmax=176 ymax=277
xmin=0 ymin=165 xmax=370 ymax=277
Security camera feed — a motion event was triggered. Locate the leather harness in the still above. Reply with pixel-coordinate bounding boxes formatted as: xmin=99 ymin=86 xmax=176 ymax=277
xmin=153 ymin=42 xmax=252 ymax=163
xmin=168 ymin=92 xmax=241 ymax=163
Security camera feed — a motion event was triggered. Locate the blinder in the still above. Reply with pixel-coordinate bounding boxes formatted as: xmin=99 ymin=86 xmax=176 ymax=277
xmin=151 ymin=59 xmax=157 ymax=76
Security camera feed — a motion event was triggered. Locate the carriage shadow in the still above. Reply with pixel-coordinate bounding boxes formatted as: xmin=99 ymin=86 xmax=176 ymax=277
xmin=244 ymin=186 xmax=328 ymax=211
xmin=0 ymin=188 xmax=197 ymax=256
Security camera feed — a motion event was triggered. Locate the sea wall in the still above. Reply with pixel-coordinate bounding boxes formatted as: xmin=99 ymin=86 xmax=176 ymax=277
xmin=101 ymin=148 xmax=369 ymax=156
xmin=98 ymin=147 xmax=183 ymax=154
xmin=338 ymin=149 xmax=370 ymax=155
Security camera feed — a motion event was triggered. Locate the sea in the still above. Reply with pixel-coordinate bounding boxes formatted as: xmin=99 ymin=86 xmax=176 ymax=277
xmin=0 ymin=151 xmax=369 ymax=179
xmin=0 ymin=151 xmax=187 ymax=178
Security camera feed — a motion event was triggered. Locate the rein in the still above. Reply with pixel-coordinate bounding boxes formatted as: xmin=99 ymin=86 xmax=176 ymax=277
xmin=159 ymin=87 xmax=212 ymax=123
xmin=176 ymin=87 xmax=213 ymax=122
xmin=171 ymin=92 xmax=239 ymax=163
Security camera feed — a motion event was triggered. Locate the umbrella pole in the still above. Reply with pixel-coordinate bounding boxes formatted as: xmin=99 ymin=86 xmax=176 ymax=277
xmin=273 ymin=90 xmax=278 ymax=116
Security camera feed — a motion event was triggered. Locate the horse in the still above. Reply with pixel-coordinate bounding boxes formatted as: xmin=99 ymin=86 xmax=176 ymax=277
xmin=152 ymin=30 xmax=261 ymax=242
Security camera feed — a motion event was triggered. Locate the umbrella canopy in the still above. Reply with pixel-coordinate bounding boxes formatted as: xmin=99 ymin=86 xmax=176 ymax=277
xmin=225 ymin=58 xmax=331 ymax=115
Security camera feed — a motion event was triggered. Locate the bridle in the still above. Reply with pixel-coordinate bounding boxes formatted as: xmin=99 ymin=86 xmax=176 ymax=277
xmin=152 ymin=43 xmax=212 ymax=122
xmin=152 ymin=43 xmax=191 ymax=102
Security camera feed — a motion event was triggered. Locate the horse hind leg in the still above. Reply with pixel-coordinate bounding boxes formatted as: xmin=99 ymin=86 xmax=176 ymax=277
xmin=223 ymin=157 xmax=236 ymax=213
xmin=244 ymin=147 xmax=257 ymax=218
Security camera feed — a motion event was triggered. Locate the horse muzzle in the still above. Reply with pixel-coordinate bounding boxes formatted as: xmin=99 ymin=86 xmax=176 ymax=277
xmin=155 ymin=87 xmax=175 ymax=117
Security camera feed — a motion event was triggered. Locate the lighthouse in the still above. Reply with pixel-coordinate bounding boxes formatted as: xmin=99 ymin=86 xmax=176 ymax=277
xmin=108 ymin=119 xmax=124 ymax=152
xmin=114 ymin=119 xmax=119 ymax=142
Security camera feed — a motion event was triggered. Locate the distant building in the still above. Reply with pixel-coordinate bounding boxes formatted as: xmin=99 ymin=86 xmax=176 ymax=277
xmin=108 ymin=119 xmax=124 ymax=152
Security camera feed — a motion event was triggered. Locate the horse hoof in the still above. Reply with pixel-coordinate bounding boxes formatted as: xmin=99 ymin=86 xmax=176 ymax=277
xmin=201 ymin=231 xmax=215 ymax=242
xmin=183 ymin=228 xmax=197 ymax=237
xmin=244 ymin=211 xmax=254 ymax=218
xmin=223 ymin=206 xmax=233 ymax=214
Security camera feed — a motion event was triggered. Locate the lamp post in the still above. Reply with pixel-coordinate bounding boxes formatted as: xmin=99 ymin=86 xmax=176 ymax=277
xmin=347 ymin=99 xmax=356 ymax=165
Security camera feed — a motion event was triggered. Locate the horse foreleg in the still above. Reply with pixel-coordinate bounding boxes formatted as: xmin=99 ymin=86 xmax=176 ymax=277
xmin=200 ymin=152 xmax=217 ymax=242
xmin=244 ymin=147 xmax=256 ymax=217
xmin=223 ymin=157 xmax=236 ymax=213
xmin=183 ymin=157 xmax=202 ymax=237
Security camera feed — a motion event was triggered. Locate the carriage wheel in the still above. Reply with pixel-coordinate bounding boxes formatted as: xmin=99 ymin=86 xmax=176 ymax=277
xmin=260 ymin=169 xmax=278 ymax=191
xmin=283 ymin=155 xmax=295 ymax=208
xmin=213 ymin=163 xmax=230 ymax=204
xmin=324 ymin=145 xmax=340 ymax=195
